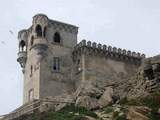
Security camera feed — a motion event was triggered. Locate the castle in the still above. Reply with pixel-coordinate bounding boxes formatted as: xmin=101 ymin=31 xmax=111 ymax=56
xmin=17 ymin=14 xmax=145 ymax=104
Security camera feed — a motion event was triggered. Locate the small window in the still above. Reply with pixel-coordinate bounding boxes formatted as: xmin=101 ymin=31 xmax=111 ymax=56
xmin=53 ymin=57 xmax=60 ymax=71
xmin=30 ymin=36 xmax=34 ymax=46
xmin=77 ymin=59 xmax=80 ymax=64
xmin=30 ymin=65 xmax=33 ymax=77
xmin=35 ymin=24 xmax=42 ymax=37
xmin=54 ymin=32 xmax=61 ymax=43
xmin=77 ymin=59 xmax=81 ymax=72
xmin=19 ymin=40 xmax=26 ymax=51
xmin=28 ymin=89 xmax=34 ymax=101
xmin=43 ymin=27 xmax=47 ymax=37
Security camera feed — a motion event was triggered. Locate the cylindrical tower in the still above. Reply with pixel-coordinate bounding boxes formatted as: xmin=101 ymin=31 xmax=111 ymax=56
xmin=30 ymin=14 xmax=49 ymax=60
xmin=17 ymin=29 xmax=28 ymax=73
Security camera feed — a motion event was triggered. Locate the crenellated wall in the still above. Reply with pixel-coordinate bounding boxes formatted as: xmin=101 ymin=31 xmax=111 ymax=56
xmin=72 ymin=40 xmax=145 ymax=91
xmin=73 ymin=40 xmax=145 ymax=64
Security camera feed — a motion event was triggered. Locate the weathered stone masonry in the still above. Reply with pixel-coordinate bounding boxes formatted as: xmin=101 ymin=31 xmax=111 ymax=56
xmin=17 ymin=14 xmax=145 ymax=104
xmin=72 ymin=40 xmax=145 ymax=90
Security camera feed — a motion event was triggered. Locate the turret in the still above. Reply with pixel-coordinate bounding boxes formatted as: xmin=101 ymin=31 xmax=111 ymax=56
xmin=30 ymin=14 xmax=48 ymax=58
xmin=17 ymin=29 xmax=28 ymax=73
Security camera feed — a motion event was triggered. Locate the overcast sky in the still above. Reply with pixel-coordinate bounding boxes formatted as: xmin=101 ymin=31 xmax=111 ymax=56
xmin=0 ymin=0 xmax=160 ymax=115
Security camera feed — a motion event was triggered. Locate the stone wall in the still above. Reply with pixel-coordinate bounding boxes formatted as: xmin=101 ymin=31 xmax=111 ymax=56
xmin=73 ymin=40 xmax=145 ymax=97
xmin=39 ymin=44 xmax=75 ymax=99
xmin=18 ymin=14 xmax=146 ymax=105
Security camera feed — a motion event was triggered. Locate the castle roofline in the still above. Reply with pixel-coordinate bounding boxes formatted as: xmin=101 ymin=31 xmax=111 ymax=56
xmin=33 ymin=13 xmax=78 ymax=28
xmin=73 ymin=40 xmax=146 ymax=65
xmin=49 ymin=19 xmax=78 ymax=29
xmin=33 ymin=13 xmax=48 ymax=19
xmin=18 ymin=29 xmax=28 ymax=40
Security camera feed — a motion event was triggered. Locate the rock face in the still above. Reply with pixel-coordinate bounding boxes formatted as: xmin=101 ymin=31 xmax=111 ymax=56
xmin=75 ymin=81 xmax=102 ymax=110
xmin=127 ymin=55 xmax=160 ymax=98
xmin=75 ymin=81 xmax=115 ymax=110
xmin=98 ymin=87 xmax=113 ymax=108
xmin=127 ymin=106 xmax=151 ymax=120
xmin=75 ymin=81 xmax=103 ymax=98
xmin=75 ymin=96 xmax=99 ymax=110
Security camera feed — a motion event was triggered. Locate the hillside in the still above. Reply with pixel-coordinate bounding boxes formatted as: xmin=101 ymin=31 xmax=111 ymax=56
xmin=13 ymin=91 xmax=160 ymax=120
xmin=12 ymin=55 xmax=160 ymax=120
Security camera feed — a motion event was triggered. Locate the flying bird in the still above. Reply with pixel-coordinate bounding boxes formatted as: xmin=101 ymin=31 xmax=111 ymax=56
xmin=1 ymin=41 xmax=6 ymax=45
xmin=9 ymin=30 xmax=14 ymax=35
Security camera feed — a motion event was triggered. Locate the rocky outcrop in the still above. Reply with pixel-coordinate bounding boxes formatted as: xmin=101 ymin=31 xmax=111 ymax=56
xmin=127 ymin=106 xmax=151 ymax=120
xmin=75 ymin=81 xmax=104 ymax=98
xmin=98 ymin=87 xmax=113 ymax=108
xmin=75 ymin=96 xmax=99 ymax=110
xmin=75 ymin=81 xmax=115 ymax=110
xmin=127 ymin=55 xmax=160 ymax=99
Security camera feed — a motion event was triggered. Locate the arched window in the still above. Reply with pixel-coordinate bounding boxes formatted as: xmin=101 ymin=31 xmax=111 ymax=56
xmin=29 ymin=89 xmax=34 ymax=101
xmin=35 ymin=24 xmax=42 ymax=37
xmin=43 ymin=27 xmax=47 ymax=38
xmin=54 ymin=32 xmax=61 ymax=43
xmin=30 ymin=36 xmax=34 ymax=46
xmin=19 ymin=40 xmax=26 ymax=51
xmin=30 ymin=65 xmax=33 ymax=77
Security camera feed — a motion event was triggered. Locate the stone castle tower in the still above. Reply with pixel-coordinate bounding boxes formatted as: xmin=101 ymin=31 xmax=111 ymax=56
xmin=17 ymin=14 xmax=145 ymax=104
xmin=17 ymin=14 xmax=78 ymax=103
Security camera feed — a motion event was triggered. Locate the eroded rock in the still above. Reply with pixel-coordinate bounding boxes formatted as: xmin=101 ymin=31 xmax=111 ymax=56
xmin=127 ymin=106 xmax=151 ymax=120
xmin=98 ymin=87 xmax=113 ymax=108
xmin=75 ymin=96 xmax=99 ymax=110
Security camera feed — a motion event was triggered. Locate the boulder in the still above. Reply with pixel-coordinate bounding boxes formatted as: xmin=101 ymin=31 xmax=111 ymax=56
xmin=75 ymin=81 xmax=103 ymax=98
xmin=127 ymin=106 xmax=151 ymax=120
xmin=98 ymin=87 xmax=113 ymax=108
xmin=75 ymin=96 xmax=99 ymax=110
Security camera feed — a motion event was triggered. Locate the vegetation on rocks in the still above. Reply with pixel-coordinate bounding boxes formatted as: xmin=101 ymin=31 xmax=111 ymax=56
xmin=14 ymin=104 xmax=98 ymax=120
xmin=119 ymin=90 xmax=160 ymax=120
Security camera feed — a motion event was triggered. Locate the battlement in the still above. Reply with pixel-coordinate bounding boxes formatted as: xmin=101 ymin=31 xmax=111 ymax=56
xmin=32 ymin=13 xmax=78 ymax=34
xmin=73 ymin=40 xmax=145 ymax=65
xmin=49 ymin=20 xmax=78 ymax=34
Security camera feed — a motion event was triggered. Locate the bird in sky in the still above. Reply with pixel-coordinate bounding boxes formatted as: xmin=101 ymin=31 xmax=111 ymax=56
xmin=9 ymin=30 xmax=14 ymax=35
xmin=1 ymin=41 xmax=6 ymax=45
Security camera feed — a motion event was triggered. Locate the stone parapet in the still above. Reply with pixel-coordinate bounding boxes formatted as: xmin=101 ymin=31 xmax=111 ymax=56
xmin=73 ymin=40 xmax=145 ymax=65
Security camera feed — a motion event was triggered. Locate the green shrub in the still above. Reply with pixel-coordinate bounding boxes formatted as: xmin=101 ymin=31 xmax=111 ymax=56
xmin=119 ymin=97 xmax=128 ymax=105
xmin=31 ymin=113 xmax=39 ymax=120
xmin=147 ymin=110 xmax=160 ymax=120
xmin=140 ymin=96 xmax=160 ymax=112
xmin=112 ymin=111 xmax=127 ymax=120
xmin=112 ymin=111 xmax=119 ymax=119
xmin=43 ymin=104 xmax=98 ymax=120
xmin=104 ymin=107 xmax=113 ymax=113
xmin=119 ymin=97 xmax=140 ymax=106
xmin=116 ymin=114 xmax=127 ymax=120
